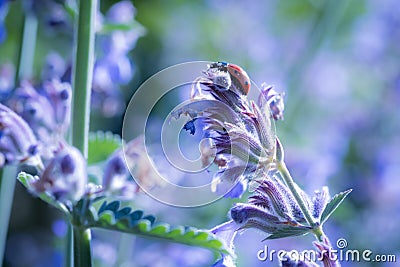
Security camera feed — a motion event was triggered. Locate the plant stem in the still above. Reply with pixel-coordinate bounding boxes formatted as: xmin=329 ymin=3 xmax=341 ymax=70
xmin=277 ymin=161 xmax=316 ymax=228
xmin=71 ymin=0 xmax=97 ymax=158
xmin=15 ymin=11 xmax=38 ymax=83
xmin=73 ymin=227 xmax=92 ymax=267
xmin=70 ymin=0 xmax=97 ymax=266
xmin=312 ymin=225 xmax=325 ymax=242
xmin=0 ymin=165 xmax=18 ymax=266
xmin=1 ymin=7 xmax=38 ymax=265
xmin=66 ymin=223 xmax=73 ymax=267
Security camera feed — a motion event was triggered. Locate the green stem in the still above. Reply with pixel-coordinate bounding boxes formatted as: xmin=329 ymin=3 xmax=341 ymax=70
xmin=312 ymin=225 xmax=325 ymax=242
xmin=1 ymin=7 xmax=38 ymax=265
xmin=71 ymin=0 xmax=97 ymax=158
xmin=277 ymin=161 xmax=316 ymax=228
xmin=15 ymin=12 xmax=38 ymax=83
xmin=66 ymin=223 xmax=73 ymax=267
xmin=70 ymin=0 xmax=97 ymax=266
xmin=0 ymin=166 xmax=18 ymax=266
xmin=73 ymin=227 xmax=92 ymax=267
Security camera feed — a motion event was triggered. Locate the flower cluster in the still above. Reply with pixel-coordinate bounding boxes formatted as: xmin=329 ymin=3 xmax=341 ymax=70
xmin=0 ymin=1 xmax=147 ymax=207
xmin=171 ymin=62 xmax=347 ymax=267
xmin=6 ymin=79 xmax=71 ymax=158
xmin=172 ymin=62 xmax=285 ymax=197
xmin=1 ymin=90 xmax=151 ymax=204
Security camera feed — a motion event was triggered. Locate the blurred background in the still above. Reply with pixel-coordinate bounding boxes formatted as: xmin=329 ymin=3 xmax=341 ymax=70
xmin=1 ymin=0 xmax=400 ymax=266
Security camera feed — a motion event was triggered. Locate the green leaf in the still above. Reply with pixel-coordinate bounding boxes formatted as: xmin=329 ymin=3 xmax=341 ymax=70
xmin=89 ymin=200 xmax=230 ymax=255
xmin=99 ymin=21 xmax=146 ymax=35
xmin=17 ymin=172 xmax=70 ymax=215
xmin=320 ymin=189 xmax=352 ymax=224
xmin=264 ymin=226 xmax=311 ymax=240
xmin=88 ymin=131 xmax=122 ymax=164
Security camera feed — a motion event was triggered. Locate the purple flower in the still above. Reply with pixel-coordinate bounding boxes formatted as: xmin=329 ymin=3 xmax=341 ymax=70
xmin=311 ymin=187 xmax=330 ymax=221
xmin=42 ymin=79 xmax=71 ymax=132
xmin=102 ymin=148 xmax=137 ymax=197
xmin=225 ymin=171 xmax=331 ymax=238
xmin=7 ymin=79 xmax=71 ymax=157
xmin=31 ymin=145 xmax=87 ymax=203
xmin=172 ymin=63 xmax=280 ymax=197
xmin=313 ymin=237 xmax=341 ymax=267
xmin=258 ymin=83 xmax=285 ymax=121
xmin=0 ymin=103 xmax=39 ymax=166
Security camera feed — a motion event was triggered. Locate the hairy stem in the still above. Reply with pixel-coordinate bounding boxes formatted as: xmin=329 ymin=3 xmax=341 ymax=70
xmin=277 ymin=161 xmax=316 ymax=228
xmin=312 ymin=225 xmax=325 ymax=242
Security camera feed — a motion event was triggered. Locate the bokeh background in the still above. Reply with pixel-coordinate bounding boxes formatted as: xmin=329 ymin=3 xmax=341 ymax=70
xmin=1 ymin=0 xmax=400 ymax=266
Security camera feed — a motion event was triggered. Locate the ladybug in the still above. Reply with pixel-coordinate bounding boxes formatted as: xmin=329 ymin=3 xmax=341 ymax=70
xmin=208 ymin=62 xmax=251 ymax=95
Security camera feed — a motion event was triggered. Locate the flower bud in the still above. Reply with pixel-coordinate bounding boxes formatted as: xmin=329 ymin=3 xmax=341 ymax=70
xmin=230 ymin=203 xmax=280 ymax=233
xmin=7 ymin=82 xmax=55 ymax=134
xmin=259 ymin=83 xmax=285 ymax=121
xmin=311 ymin=186 xmax=330 ymax=221
xmin=0 ymin=103 xmax=38 ymax=165
xmin=102 ymin=150 xmax=130 ymax=193
xmin=43 ymin=78 xmax=72 ymax=131
xmin=313 ymin=237 xmax=340 ymax=267
xmin=32 ymin=145 xmax=87 ymax=203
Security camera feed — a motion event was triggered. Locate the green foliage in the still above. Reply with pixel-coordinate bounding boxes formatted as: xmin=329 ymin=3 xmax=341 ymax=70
xmin=88 ymin=131 xmax=122 ymax=164
xmin=320 ymin=189 xmax=352 ymax=224
xmin=264 ymin=225 xmax=311 ymax=240
xmin=89 ymin=200 xmax=231 ymax=255
xmin=99 ymin=21 xmax=145 ymax=35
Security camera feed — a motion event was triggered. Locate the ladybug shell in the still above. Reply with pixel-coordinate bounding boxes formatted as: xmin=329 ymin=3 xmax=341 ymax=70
xmin=226 ymin=63 xmax=251 ymax=95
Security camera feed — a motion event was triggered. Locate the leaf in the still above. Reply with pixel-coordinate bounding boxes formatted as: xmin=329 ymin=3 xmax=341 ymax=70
xmin=320 ymin=189 xmax=352 ymax=224
xmin=264 ymin=226 xmax=311 ymax=240
xmin=88 ymin=131 xmax=122 ymax=164
xmin=89 ymin=200 xmax=231 ymax=255
xmin=99 ymin=21 xmax=146 ymax=35
xmin=17 ymin=172 xmax=70 ymax=215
